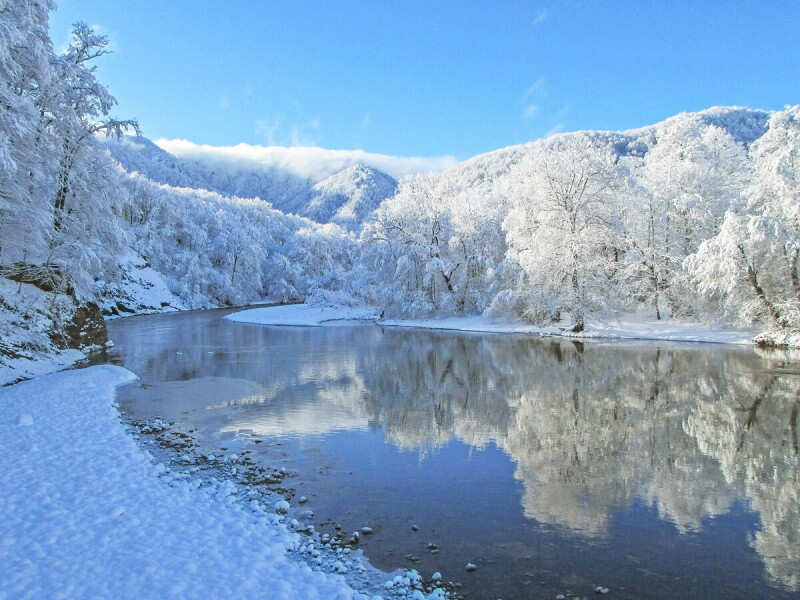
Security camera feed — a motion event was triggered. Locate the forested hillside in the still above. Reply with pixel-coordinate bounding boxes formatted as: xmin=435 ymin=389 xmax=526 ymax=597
xmin=0 ymin=2 xmax=357 ymax=381
xmin=1 ymin=0 xmax=798 ymax=382
xmin=351 ymin=106 xmax=799 ymax=345
xmin=104 ymin=136 xmax=398 ymax=230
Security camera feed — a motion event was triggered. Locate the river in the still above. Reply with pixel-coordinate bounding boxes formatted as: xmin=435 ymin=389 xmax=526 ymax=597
xmin=100 ymin=308 xmax=800 ymax=599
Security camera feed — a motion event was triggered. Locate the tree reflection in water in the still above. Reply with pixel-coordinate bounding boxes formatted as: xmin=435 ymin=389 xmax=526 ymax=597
xmin=357 ymin=331 xmax=799 ymax=591
xmin=110 ymin=313 xmax=800 ymax=593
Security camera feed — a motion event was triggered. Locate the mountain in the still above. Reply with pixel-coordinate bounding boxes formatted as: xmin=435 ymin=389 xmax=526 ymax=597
xmin=306 ymin=164 xmax=398 ymax=229
xmin=103 ymin=136 xmax=398 ymax=230
xmin=430 ymin=105 xmax=771 ymax=193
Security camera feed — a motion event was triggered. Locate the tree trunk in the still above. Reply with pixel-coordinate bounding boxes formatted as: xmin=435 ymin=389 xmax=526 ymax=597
xmin=440 ymin=263 xmax=459 ymax=293
xmin=648 ymin=263 xmax=661 ymax=320
xmin=570 ymin=267 xmax=584 ymax=332
xmin=739 ymin=244 xmax=789 ymax=328
xmin=54 ymin=146 xmax=75 ymax=231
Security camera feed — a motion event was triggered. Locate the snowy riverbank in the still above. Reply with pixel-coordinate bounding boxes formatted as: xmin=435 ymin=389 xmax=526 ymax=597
xmin=0 ymin=298 xmax=763 ymax=388
xmin=225 ymin=303 xmax=380 ymax=327
xmin=0 ymin=366 xmax=375 ymax=599
xmin=225 ymin=303 xmax=759 ymax=346
xmin=0 ymin=277 xmax=104 ymax=387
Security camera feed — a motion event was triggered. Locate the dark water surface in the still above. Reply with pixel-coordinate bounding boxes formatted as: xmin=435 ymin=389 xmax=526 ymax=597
xmin=104 ymin=308 xmax=800 ymax=599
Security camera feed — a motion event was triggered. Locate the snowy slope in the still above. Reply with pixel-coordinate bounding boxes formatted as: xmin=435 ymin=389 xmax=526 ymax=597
xmin=101 ymin=135 xmax=206 ymax=189
xmin=104 ymin=136 xmax=398 ymax=229
xmin=351 ymin=105 xmax=800 ymax=331
xmin=104 ymin=107 xmax=770 ymax=231
xmin=0 ymin=277 xmax=98 ymax=386
xmin=622 ymin=105 xmax=770 ymax=145
xmin=226 ymin=304 xmax=758 ymax=345
xmin=103 ymin=135 xmax=312 ymax=208
xmin=307 ymin=164 xmax=398 ymax=230
xmin=0 ymin=366 xmax=368 ymax=599
xmin=434 ymin=105 xmax=770 ymax=191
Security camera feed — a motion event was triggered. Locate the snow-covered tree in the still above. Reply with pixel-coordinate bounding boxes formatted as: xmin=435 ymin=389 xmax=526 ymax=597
xmin=687 ymin=213 xmax=797 ymax=328
xmin=50 ymin=22 xmax=139 ymax=229
xmin=635 ymin=118 xmax=751 ymax=318
xmin=504 ymin=134 xmax=623 ymax=330
xmin=357 ymin=172 xmax=508 ymax=316
xmin=0 ymin=0 xmax=57 ymax=273
xmin=687 ymin=107 xmax=800 ymax=331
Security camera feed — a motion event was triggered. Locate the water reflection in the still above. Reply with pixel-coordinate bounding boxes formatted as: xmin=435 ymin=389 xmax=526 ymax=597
xmin=108 ymin=311 xmax=800 ymax=595
xmin=359 ymin=333 xmax=800 ymax=590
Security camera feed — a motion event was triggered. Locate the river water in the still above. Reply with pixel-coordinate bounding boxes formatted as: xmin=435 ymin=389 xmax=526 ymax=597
xmin=102 ymin=308 xmax=800 ymax=599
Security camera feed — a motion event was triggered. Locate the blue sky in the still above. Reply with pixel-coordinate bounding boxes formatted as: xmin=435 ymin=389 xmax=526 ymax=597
xmin=51 ymin=1 xmax=800 ymax=160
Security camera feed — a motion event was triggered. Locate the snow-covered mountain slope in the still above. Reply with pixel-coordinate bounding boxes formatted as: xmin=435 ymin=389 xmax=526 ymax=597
xmin=430 ymin=105 xmax=770 ymax=192
xmin=355 ymin=104 xmax=800 ymax=334
xmin=103 ymin=136 xmax=398 ymax=229
xmin=306 ymin=164 xmax=398 ymax=229
xmin=622 ymin=105 xmax=770 ymax=145
xmin=101 ymin=135 xmax=206 ymax=189
xmin=105 ymin=107 xmax=769 ymax=233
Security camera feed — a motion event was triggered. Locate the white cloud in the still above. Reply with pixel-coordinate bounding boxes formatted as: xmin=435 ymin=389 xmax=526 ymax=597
xmin=521 ymin=77 xmax=547 ymax=121
xmin=523 ymin=76 xmax=547 ymax=102
xmin=360 ymin=114 xmax=371 ymax=129
xmin=288 ymin=118 xmax=321 ymax=146
xmin=532 ymin=8 xmax=548 ymax=25
xmin=289 ymin=127 xmax=312 ymax=146
xmin=256 ymin=117 xmax=321 ymax=146
xmin=255 ymin=117 xmax=281 ymax=145
xmin=154 ymin=139 xmax=459 ymax=181
xmin=523 ymin=104 xmax=539 ymax=119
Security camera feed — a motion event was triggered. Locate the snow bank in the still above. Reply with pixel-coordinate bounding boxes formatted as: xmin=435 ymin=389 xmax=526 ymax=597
xmin=227 ymin=304 xmax=757 ymax=345
xmin=558 ymin=315 xmax=758 ymax=345
xmin=98 ymin=252 xmax=188 ymax=319
xmin=225 ymin=303 xmax=379 ymax=327
xmin=754 ymin=329 xmax=800 ymax=349
xmin=382 ymin=314 xmax=756 ymax=345
xmin=0 ymin=347 xmax=85 ymax=388
xmin=0 ymin=365 xmax=364 ymax=599
xmin=0 ymin=277 xmax=93 ymax=386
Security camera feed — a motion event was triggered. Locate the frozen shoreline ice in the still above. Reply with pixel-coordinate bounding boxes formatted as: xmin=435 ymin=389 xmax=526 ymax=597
xmin=226 ymin=303 xmax=758 ymax=346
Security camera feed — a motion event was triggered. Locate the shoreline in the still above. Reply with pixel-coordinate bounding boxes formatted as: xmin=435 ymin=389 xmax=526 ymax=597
xmin=0 ymin=365 xmax=443 ymax=599
xmin=0 ymin=299 xmax=283 ymax=387
xmin=1 ymin=298 xmax=789 ymax=388
xmin=225 ymin=303 xmax=762 ymax=347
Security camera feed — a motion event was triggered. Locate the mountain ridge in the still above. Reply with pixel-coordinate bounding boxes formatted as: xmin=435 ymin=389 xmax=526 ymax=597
xmin=104 ymin=136 xmax=399 ymax=230
xmin=104 ymin=106 xmax=776 ymax=232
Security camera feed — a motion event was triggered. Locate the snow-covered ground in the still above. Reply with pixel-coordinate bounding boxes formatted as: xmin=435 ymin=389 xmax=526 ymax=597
xmin=98 ymin=253 xmax=188 ymax=319
xmin=0 ymin=347 xmax=85 ymax=388
xmin=226 ymin=304 xmax=759 ymax=345
xmin=225 ymin=303 xmax=379 ymax=327
xmin=383 ymin=314 xmax=758 ymax=345
xmin=0 ymin=277 xmax=93 ymax=387
xmin=0 ymin=365 xmax=375 ymax=599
